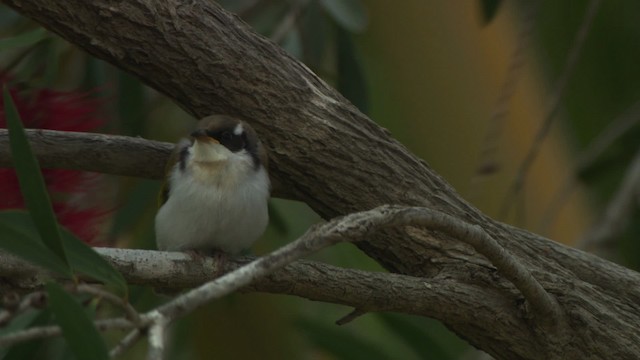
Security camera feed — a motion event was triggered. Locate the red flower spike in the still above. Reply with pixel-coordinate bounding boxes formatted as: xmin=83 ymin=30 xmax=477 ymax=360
xmin=1 ymin=76 xmax=108 ymax=245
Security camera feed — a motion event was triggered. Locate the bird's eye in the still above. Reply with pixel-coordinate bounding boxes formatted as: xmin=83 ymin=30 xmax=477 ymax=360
xmin=215 ymin=130 xmax=245 ymax=152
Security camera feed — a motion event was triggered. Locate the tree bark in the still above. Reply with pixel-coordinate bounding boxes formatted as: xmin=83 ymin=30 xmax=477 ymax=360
xmin=3 ymin=1 xmax=640 ymax=359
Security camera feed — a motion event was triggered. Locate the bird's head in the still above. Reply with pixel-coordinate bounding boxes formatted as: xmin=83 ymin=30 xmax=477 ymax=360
xmin=187 ymin=115 xmax=266 ymax=170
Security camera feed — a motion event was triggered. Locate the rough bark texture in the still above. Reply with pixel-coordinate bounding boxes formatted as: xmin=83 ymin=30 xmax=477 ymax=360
xmin=3 ymin=1 xmax=640 ymax=359
xmin=0 ymin=129 xmax=171 ymax=179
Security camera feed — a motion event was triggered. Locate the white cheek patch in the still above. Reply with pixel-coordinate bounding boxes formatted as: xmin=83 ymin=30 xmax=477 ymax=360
xmin=191 ymin=140 xmax=229 ymax=163
xmin=233 ymin=123 xmax=244 ymax=136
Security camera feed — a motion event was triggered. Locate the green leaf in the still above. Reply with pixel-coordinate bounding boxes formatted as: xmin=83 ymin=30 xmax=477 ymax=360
xmin=1 ymin=310 xmax=51 ymax=360
xmin=0 ymin=310 xmax=43 ymax=338
xmin=296 ymin=318 xmax=393 ymax=360
xmin=61 ymin=226 xmax=128 ymax=296
xmin=108 ymin=179 xmax=158 ymax=241
xmin=300 ymin=1 xmax=329 ymax=70
xmin=281 ymin=27 xmax=303 ymax=59
xmin=377 ymin=313 xmax=453 ymax=359
xmin=0 ymin=28 xmax=48 ymax=51
xmin=46 ymin=282 xmax=109 ymax=360
xmin=0 ymin=211 xmax=71 ymax=277
xmin=0 ymin=211 xmax=127 ymax=295
xmin=479 ymin=0 xmax=503 ymax=25
xmin=43 ymin=37 xmax=62 ymax=87
xmin=319 ymin=0 xmax=368 ymax=33
xmin=3 ymin=87 xmax=69 ymax=267
xmin=337 ymin=29 xmax=369 ymax=114
xmin=267 ymin=201 xmax=289 ymax=235
xmin=117 ymin=72 xmax=146 ymax=136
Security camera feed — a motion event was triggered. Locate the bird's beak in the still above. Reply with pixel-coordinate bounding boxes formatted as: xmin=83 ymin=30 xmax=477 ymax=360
xmin=190 ymin=129 xmax=219 ymax=144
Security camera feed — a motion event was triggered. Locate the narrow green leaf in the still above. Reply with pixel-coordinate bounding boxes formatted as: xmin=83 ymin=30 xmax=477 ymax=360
xmin=1 ymin=310 xmax=51 ymax=360
xmin=0 ymin=28 xmax=48 ymax=51
xmin=3 ymin=87 xmax=69 ymax=267
xmin=267 ymin=201 xmax=289 ymax=235
xmin=377 ymin=313 xmax=453 ymax=360
xmin=83 ymin=55 xmax=108 ymax=89
xmin=117 ymin=72 xmax=146 ymax=136
xmin=300 ymin=1 xmax=329 ymax=69
xmin=479 ymin=0 xmax=503 ymax=25
xmin=46 ymin=282 xmax=109 ymax=360
xmin=0 ymin=211 xmax=127 ymax=295
xmin=336 ymin=29 xmax=369 ymax=114
xmin=0 ymin=7 xmax=21 ymax=26
xmin=61 ymin=227 xmax=128 ymax=296
xmin=281 ymin=27 xmax=303 ymax=59
xmin=0 ymin=310 xmax=42 ymax=338
xmin=43 ymin=37 xmax=61 ymax=87
xmin=0 ymin=211 xmax=71 ymax=277
xmin=108 ymin=179 xmax=159 ymax=240
xmin=319 ymin=0 xmax=368 ymax=33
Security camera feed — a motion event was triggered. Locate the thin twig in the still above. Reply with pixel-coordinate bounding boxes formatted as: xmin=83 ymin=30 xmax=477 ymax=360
xmin=0 ymin=206 xmax=559 ymax=353
xmin=0 ymin=291 xmax=46 ymax=326
xmin=501 ymin=0 xmax=602 ymax=217
xmin=474 ymin=1 xmax=539 ymax=179
xmin=153 ymin=205 xmax=559 ymax=327
xmin=577 ymin=147 xmax=640 ymax=251
xmin=109 ymin=329 xmax=143 ymax=358
xmin=538 ymin=98 xmax=640 ymax=233
xmin=75 ymin=284 xmax=142 ymax=325
xmin=0 ymin=317 xmax=139 ymax=347
xmin=270 ymin=4 xmax=303 ymax=44
xmin=335 ymin=308 xmax=367 ymax=325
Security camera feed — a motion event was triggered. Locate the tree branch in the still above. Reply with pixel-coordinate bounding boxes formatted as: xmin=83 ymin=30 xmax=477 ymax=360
xmin=0 ymin=317 xmax=137 ymax=347
xmin=0 ymin=240 xmax=517 ymax=331
xmin=4 ymin=205 xmax=542 ymax=358
xmin=0 ymin=129 xmax=290 ymax=198
xmin=577 ymin=147 xmax=640 ymax=252
xmin=0 ymin=129 xmax=170 ymax=179
xmin=502 ymin=0 xmax=602 ymax=216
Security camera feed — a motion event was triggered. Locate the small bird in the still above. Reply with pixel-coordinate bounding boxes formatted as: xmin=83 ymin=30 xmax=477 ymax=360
xmin=155 ymin=115 xmax=270 ymax=254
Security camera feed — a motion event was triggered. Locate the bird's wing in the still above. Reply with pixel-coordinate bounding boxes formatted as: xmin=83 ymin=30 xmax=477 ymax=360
xmin=158 ymin=139 xmax=191 ymax=207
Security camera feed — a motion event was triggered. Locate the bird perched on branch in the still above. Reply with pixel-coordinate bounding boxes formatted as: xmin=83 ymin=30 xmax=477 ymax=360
xmin=155 ymin=115 xmax=270 ymax=254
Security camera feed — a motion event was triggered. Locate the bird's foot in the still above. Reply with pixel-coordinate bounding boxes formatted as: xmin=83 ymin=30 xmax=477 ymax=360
xmin=184 ymin=249 xmax=230 ymax=277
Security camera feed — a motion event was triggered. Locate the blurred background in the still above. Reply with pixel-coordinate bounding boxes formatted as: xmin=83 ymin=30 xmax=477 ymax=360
xmin=1 ymin=0 xmax=639 ymax=358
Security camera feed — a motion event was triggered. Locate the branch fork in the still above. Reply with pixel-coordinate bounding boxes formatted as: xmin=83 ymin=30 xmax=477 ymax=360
xmin=0 ymin=205 xmax=560 ymax=359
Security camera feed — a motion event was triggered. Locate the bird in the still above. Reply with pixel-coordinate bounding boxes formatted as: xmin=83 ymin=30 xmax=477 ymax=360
xmin=154 ymin=114 xmax=270 ymax=254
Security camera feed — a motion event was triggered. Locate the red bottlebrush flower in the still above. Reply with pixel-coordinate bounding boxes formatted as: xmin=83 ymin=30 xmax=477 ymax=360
xmin=0 ymin=77 xmax=107 ymax=245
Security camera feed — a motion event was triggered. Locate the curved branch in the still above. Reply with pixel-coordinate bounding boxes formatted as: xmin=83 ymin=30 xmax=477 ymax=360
xmin=0 ymin=129 xmax=170 ymax=179
xmin=0 ymin=205 xmax=557 ymax=357
xmin=2 ymin=205 xmax=544 ymax=357
xmin=152 ymin=205 xmax=558 ymax=327
xmin=0 ymin=246 xmax=512 ymax=329
xmin=0 ymin=317 xmax=136 ymax=347
xmin=0 ymin=129 xmax=289 ymax=198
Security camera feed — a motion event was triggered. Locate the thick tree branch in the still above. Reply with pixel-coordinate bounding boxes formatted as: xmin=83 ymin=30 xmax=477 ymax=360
xmin=0 ymin=129 xmax=289 ymax=197
xmin=0 ymin=129 xmax=170 ymax=179
xmin=0 ymin=245 xmax=511 ymax=330
xmin=3 ymin=205 xmax=539 ymax=359
xmin=3 ymin=1 xmax=640 ymax=359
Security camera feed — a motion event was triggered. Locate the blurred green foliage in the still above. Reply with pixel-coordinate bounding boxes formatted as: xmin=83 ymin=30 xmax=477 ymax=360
xmin=535 ymin=0 xmax=640 ymax=268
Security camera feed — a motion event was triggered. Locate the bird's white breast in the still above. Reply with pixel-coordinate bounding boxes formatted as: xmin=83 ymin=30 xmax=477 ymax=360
xmin=155 ymin=150 xmax=270 ymax=253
